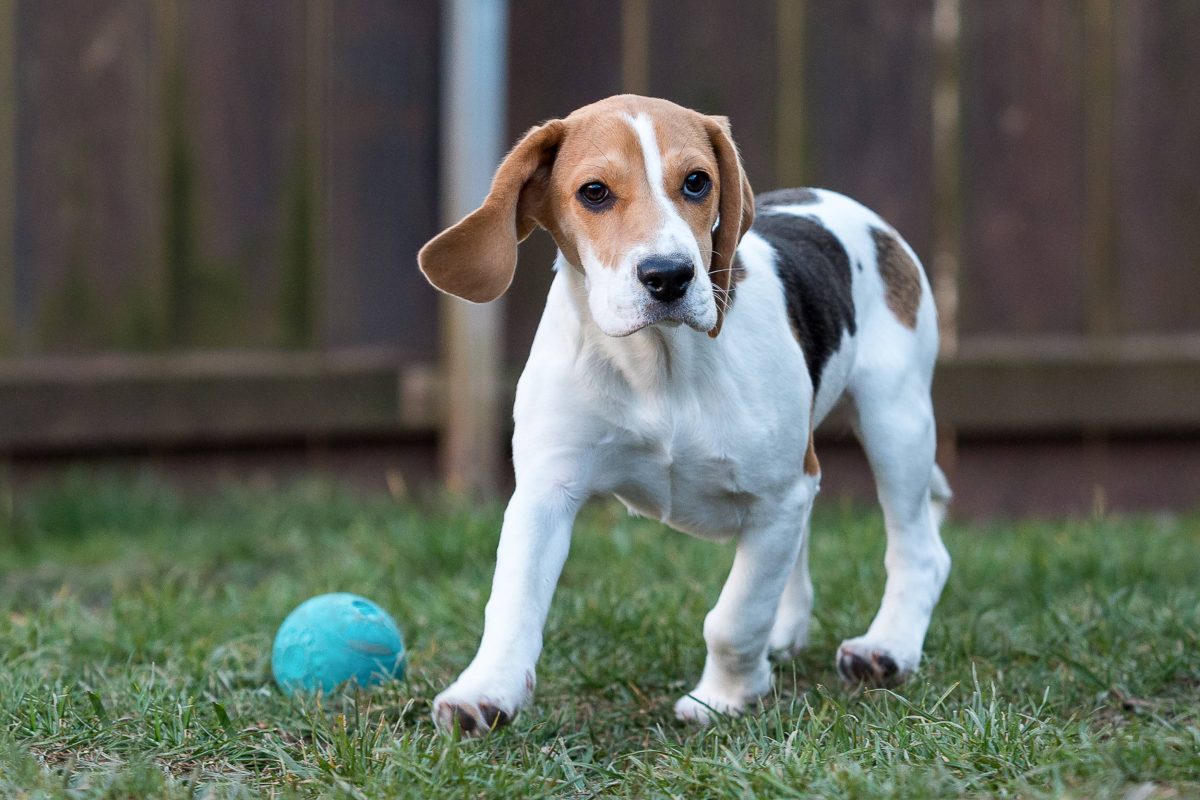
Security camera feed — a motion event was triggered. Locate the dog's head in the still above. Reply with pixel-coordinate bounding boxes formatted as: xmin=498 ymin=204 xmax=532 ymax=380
xmin=418 ymin=95 xmax=754 ymax=337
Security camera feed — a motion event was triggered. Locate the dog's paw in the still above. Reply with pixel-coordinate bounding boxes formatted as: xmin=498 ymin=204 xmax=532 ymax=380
xmin=432 ymin=695 xmax=515 ymax=737
xmin=431 ymin=670 xmax=534 ymax=737
xmin=835 ymin=637 xmax=918 ymax=687
xmin=673 ymin=691 xmax=745 ymax=726
xmin=674 ymin=670 xmax=772 ymax=725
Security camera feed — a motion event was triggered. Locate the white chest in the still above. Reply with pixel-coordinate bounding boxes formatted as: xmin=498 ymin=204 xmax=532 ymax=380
xmin=590 ymin=392 xmax=806 ymax=539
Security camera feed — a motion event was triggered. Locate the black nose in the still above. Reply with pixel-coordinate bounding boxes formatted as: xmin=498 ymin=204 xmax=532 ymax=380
xmin=636 ymin=256 xmax=694 ymax=303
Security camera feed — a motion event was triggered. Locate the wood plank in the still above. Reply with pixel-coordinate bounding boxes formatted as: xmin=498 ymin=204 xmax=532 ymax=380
xmin=2 ymin=335 xmax=1198 ymax=452
xmin=0 ymin=349 xmax=438 ymax=451
xmin=934 ymin=336 xmax=1200 ymax=433
xmin=323 ymin=0 xmax=441 ymax=358
xmin=14 ymin=0 xmax=162 ymax=353
xmin=959 ymin=2 xmax=1088 ymax=336
xmin=178 ymin=0 xmax=305 ymax=348
xmin=0 ymin=0 xmax=14 ymax=352
xmin=803 ymin=0 xmax=937 ymax=261
xmin=1082 ymin=0 xmax=1116 ymax=337
xmin=774 ymin=0 xmax=807 ymax=188
xmin=931 ymin=0 xmax=962 ymax=354
xmin=647 ymin=0 xmax=777 ymax=189
xmin=1112 ymin=0 xmax=1200 ymax=333
xmin=621 ymin=0 xmax=650 ymax=95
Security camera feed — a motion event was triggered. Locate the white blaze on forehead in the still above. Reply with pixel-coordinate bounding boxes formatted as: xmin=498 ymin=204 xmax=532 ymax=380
xmin=626 ymin=112 xmax=670 ymax=206
xmin=624 ymin=112 xmax=703 ymax=263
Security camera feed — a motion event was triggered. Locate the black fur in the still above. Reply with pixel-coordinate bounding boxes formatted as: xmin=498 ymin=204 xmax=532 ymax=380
xmin=757 ymin=187 xmax=821 ymax=206
xmin=750 ymin=198 xmax=856 ymax=395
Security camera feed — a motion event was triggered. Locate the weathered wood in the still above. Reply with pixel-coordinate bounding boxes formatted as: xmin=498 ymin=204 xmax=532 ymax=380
xmin=15 ymin=0 xmax=162 ymax=353
xmin=177 ymin=0 xmax=306 ymax=348
xmin=934 ymin=336 xmax=1200 ymax=433
xmin=803 ymin=0 xmax=937 ymax=261
xmin=323 ymin=0 xmax=440 ymax=357
xmin=0 ymin=0 xmax=15 ymax=351
xmin=1083 ymin=0 xmax=1116 ymax=337
xmin=647 ymin=0 xmax=778 ymax=189
xmin=931 ymin=0 xmax=962 ymax=355
xmin=959 ymin=2 xmax=1088 ymax=336
xmin=2 ymin=340 xmax=1198 ymax=452
xmin=1112 ymin=0 xmax=1200 ymax=333
xmin=774 ymin=0 xmax=807 ymax=188
xmin=0 ymin=349 xmax=438 ymax=451
xmin=621 ymin=0 xmax=649 ymax=95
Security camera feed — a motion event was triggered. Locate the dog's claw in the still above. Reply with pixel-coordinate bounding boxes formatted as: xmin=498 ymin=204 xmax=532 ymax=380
xmin=478 ymin=703 xmax=511 ymax=731
xmin=433 ymin=698 xmax=517 ymax=737
xmin=452 ymin=705 xmax=478 ymax=735
xmin=837 ymin=647 xmax=904 ymax=686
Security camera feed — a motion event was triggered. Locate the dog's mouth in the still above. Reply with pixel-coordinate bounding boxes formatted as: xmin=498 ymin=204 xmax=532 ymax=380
xmin=599 ymin=301 xmax=716 ymax=338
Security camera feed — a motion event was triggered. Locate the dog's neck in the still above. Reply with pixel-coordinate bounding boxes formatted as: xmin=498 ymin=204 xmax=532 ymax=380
xmin=557 ymin=254 xmax=717 ymax=394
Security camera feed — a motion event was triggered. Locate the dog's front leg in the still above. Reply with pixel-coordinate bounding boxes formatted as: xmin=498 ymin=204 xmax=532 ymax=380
xmin=433 ymin=487 xmax=581 ymax=736
xmin=675 ymin=479 xmax=817 ymax=725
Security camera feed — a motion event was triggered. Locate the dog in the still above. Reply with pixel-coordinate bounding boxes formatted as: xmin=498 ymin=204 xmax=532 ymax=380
xmin=418 ymin=95 xmax=951 ymax=735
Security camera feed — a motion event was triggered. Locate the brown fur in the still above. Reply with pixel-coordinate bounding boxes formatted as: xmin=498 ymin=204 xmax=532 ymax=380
xmin=803 ymin=429 xmax=820 ymax=476
xmin=418 ymin=95 xmax=754 ymax=336
xmin=418 ymin=121 xmax=564 ymax=302
xmin=870 ymin=227 xmax=922 ymax=329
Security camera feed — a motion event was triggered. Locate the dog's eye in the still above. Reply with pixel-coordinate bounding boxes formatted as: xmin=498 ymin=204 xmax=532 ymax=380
xmin=578 ymin=181 xmax=611 ymax=209
xmin=682 ymin=171 xmax=711 ymax=200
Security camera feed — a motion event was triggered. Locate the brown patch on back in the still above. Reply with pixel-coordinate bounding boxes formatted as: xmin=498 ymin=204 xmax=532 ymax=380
xmin=871 ymin=226 xmax=922 ymax=329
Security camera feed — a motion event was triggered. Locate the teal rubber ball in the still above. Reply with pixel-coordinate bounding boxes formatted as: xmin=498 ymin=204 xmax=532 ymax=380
xmin=271 ymin=593 xmax=406 ymax=696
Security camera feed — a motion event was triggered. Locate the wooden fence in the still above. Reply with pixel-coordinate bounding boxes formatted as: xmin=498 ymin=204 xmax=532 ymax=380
xmin=0 ymin=1 xmax=1198 ymax=513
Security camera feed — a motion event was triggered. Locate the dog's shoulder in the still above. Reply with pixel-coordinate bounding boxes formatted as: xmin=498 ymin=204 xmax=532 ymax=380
xmin=741 ymin=188 xmax=858 ymax=394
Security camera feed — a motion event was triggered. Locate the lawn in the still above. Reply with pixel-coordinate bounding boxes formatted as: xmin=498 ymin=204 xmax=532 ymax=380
xmin=0 ymin=476 xmax=1197 ymax=798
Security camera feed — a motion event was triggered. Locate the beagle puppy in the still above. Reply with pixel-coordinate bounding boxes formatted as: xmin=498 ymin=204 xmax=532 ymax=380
xmin=419 ymin=95 xmax=951 ymax=735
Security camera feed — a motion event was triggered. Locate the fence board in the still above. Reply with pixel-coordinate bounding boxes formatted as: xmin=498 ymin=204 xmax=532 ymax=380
xmin=14 ymin=0 xmax=161 ymax=353
xmin=959 ymin=2 xmax=1087 ymax=336
xmin=802 ymin=0 xmax=936 ymax=262
xmin=0 ymin=349 xmax=435 ymax=450
xmin=323 ymin=0 xmax=441 ymax=358
xmin=1112 ymin=0 xmax=1200 ymax=333
xmin=0 ymin=0 xmax=14 ymax=351
xmin=647 ymin=0 xmax=777 ymax=190
xmin=504 ymin=0 xmax=623 ymax=361
xmin=177 ymin=0 xmax=305 ymax=348
xmin=4 ymin=339 xmax=1200 ymax=452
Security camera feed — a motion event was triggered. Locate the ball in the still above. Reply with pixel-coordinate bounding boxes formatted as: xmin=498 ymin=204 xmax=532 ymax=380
xmin=271 ymin=593 xmax=406 ymax=696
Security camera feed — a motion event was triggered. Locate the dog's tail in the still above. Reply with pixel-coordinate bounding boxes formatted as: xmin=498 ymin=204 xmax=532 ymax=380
xmin=930 ymin=463 xmax=952 ymax=528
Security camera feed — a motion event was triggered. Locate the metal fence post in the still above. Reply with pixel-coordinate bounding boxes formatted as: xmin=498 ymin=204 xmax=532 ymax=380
xmin=439 ymin=0 xmax=509 ymax=496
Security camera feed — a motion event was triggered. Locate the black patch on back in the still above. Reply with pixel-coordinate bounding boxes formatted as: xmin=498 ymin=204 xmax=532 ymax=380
xmin=752 ymin=208 xmax=856 ymax=394
xmin=756 ymin=187 xmax=821 ymax=207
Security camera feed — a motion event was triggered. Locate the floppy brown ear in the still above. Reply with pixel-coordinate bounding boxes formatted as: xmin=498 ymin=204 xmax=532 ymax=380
xmin=418 ymin=120 xmax=565 ymax=303
xmin=704 ymin=115 xmax=755 ymax=337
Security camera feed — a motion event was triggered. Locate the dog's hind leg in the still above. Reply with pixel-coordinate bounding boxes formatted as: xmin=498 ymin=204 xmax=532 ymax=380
xmin=837 ymin=367 xmax=951 ymax=686
xmin=767 ymin=512 xmax=814 ymax=660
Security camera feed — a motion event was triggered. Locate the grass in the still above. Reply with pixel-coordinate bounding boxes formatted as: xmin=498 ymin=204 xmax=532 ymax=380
xmin=0 ymin=475 xmax=1197 ymax=798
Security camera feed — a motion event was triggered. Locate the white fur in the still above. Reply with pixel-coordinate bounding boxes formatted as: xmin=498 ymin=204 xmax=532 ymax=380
xmin=432 ymin=164 xmax=950 ymax=732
